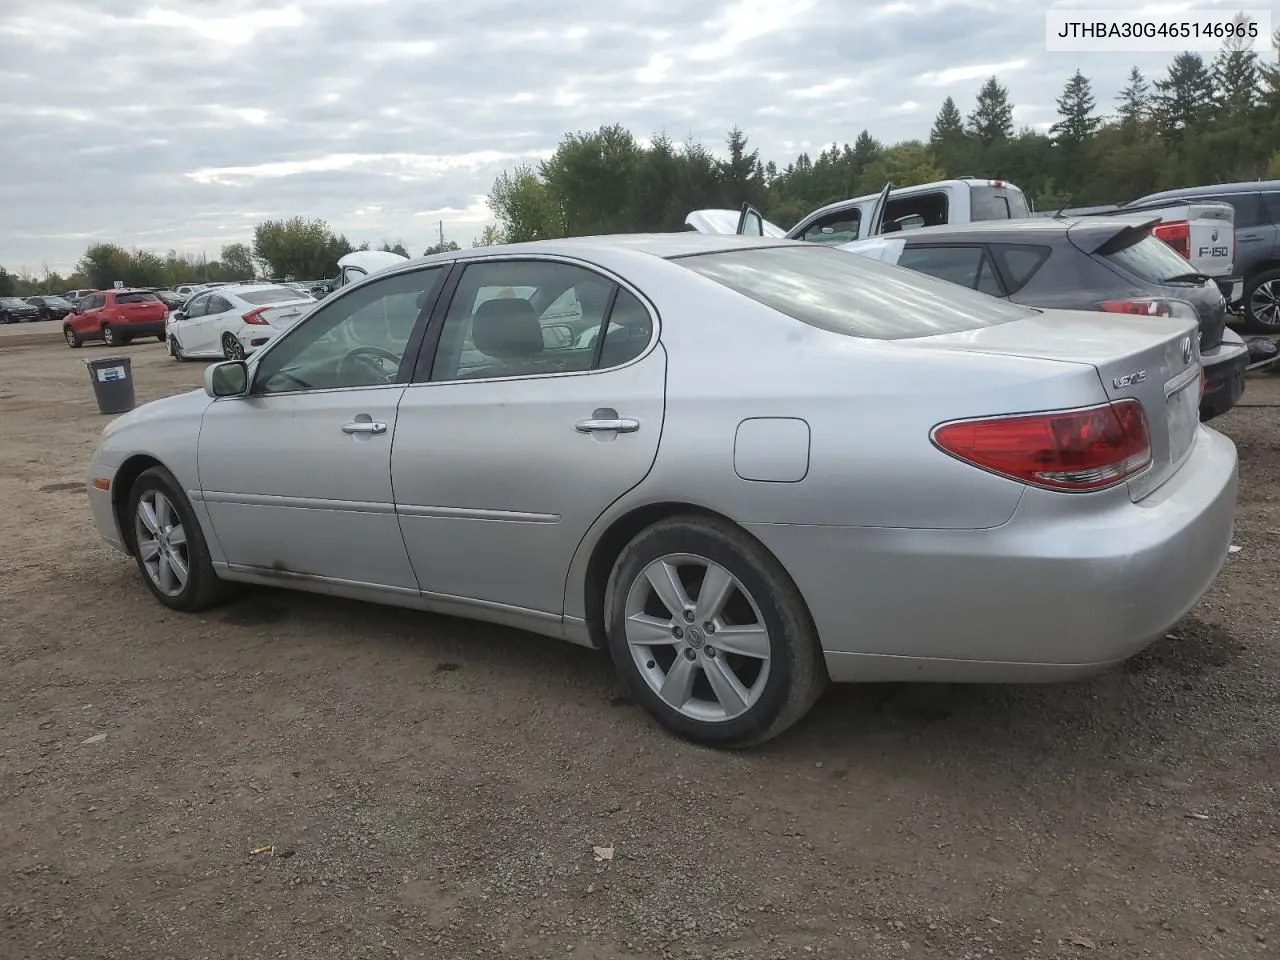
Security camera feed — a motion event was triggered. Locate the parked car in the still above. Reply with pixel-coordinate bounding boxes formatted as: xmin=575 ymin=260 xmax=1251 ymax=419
xmin=841 ymin=217 xmax=1250 ymax=421
xmin=1123 ymin=181 xmax=1280 ymax=332
xmin=25 ymin=295 xmax=76 ymax=321
xmin=172 ymin=283 xmax=210 ymax=299
xmin=686 ymin=178 xmax=1033 ymax=243
xmin=63 ymin=289 xmax=168 ymax=348
xmin=64 ymin=288 xmax=96 ymax=304
xmin=329 ymin=250 xmax=410 ymax=295
xmin=1039 ymin=197 xmax=1238 ymax=305
xmin=152 ymin=290 xmax=187 ymax=310
xmin=0 ymin=297 xmax=41 ymax=323
xmin=166 ymin=284 xmax=315 ymax=361
xmin=85 ymin=234 xmax=1237 ymax=747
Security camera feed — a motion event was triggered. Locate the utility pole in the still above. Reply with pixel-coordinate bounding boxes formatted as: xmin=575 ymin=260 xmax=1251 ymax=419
xmin=438 ymin=220 xmax=444 ymax=250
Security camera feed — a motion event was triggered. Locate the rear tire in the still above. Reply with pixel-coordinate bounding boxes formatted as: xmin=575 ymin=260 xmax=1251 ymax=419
xmin=101 ymin=324 xmax=117 ymax=346
xmin=156 ymin=334 xmax=166 ymax=343
xmin=604 ymin=514 xmax=827 ymax=748
xmin=126 ymin=466 xmax=229 ymax=612
xmin=222 ymin=333 xmax=246 ymax=361
xmin=1243 ymin=269 xmax=1280 ymax=333
xmin=64 ymin=326 xmax=82 ymax=348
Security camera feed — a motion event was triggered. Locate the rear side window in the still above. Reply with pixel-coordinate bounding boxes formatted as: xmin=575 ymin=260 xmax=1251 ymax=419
xmin=897 ymin=245 xmax=986 ymax=287
xmin=117 ymin=292 xmax=158 ymax=304
xmin=673 ymin=245 xmax=1032 ymax=340
xmin=990 ymin=243 xmax=1052 ymax=294
xmin=1103 ymin=234 xmax=1200 ymax=284
xmin=240 ymin=287 xmax=305 ymax=306
xmin=971 ymin=186 xmax=1031 ymax=221
xmin=1204 ymin=192 xmax=1266 ymax=229
xmin=1263 ymin=192 xmax=1280 ymax=225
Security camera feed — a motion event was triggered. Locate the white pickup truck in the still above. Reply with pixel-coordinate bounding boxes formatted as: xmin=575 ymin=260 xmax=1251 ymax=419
xmin=687 ymin=178 xmax=1034 ymax=244
xmin=1034 ymin=198 xmax=1238 ymax=300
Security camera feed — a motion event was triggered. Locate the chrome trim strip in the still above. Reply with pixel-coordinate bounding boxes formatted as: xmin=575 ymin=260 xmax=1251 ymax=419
xmin=202 ymin=491 xmax=397 ymax=514
xmin=396 ymin=504 xmax=560 ymax=523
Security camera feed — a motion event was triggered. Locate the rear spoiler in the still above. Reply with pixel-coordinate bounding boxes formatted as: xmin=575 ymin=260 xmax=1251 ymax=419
xmin=1092 ymin=217 xmax=1163 ymax=256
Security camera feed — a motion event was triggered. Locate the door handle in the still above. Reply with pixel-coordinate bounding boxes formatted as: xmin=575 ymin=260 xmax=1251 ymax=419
xmin=341 ymin=420 xmax=387 ymax=435
xmin=575 ymin=417 xmax=639 ymax=434
xmin=1238 ymin=236 xmax=1263 ymax=243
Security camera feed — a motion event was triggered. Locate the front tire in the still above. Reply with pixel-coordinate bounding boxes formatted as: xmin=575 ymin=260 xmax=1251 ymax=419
xmin=1243 ymin=269 xmax=1280 ymax=333
xmin=222 ymin=333 xmax=245 ymax=361
xmin=605 ymin=515 xmax=827 ymax=748
xmin=126 ymin=467 xmax=228 ymax=612
xmin=168 ymin=336 xmax=189 ymax=362
xmin=64 ymin=326 xmax=82 ymax=348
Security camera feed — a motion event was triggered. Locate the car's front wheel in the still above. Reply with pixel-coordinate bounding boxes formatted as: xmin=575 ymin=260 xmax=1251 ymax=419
xmin=1244 ymin=269 xmax=1280 ymax=333
xmin=222 ymin=333 xmax=246 ymax=361
xmin=167 ymin=336 xmax=188 ymax=362
xmin=127 ymin=467 xmax=228 ymax=612
xmin=64 ymin=326 xmax=82 ymax=348
xmin=605 ymin=515 xmax=827 ymax=748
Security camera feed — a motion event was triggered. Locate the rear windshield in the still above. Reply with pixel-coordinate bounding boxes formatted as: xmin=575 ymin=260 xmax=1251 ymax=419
xmin=44 ymin=296 xmax=72 ymax=307
xmin=117 ymin=292 xmax=159 ymax=304
xmin=970 ymin=186 xmax=1031 ymax=221
xmin=673 ymin=245 xmax=1034 ymax=340
xmin=1103 ymin=234 xmax=1199 ymax=284
xmin=239 ymin=287 xmax=306 ymax=306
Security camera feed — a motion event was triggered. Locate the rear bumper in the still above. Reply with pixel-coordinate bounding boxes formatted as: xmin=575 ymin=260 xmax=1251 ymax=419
xmin=745 ymin=426 xmax=1238 ymax=683
xmin=119 ymin=321 xmax=166 ymax=338
xmin=1199 ymin=336 xmax=1249 ymax=421
xmin=235 ymin=326 xmax=280 ymax=354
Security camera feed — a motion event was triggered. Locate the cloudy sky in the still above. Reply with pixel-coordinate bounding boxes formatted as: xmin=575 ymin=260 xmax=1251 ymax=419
xmin=0 ymin=0 xmax=1259 ymax=274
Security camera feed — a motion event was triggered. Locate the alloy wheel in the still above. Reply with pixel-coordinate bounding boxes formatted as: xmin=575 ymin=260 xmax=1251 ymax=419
xmin=134 ymin=490 xmax=189 ymax=597
xmin=1249 ymin=279 xmax=1280 ymax=330
xmin=223 ymin=335 xmax=245 ymax=360
xmin=623 ymin=553 xmax=772 ymax=722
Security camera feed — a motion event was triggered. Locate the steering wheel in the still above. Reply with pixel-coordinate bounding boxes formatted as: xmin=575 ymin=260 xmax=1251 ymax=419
xmin=337 ymin=345 xmax=402 ymax=385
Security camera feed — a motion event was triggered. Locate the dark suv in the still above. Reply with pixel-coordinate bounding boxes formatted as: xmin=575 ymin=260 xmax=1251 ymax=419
xmin=843 ymin=216 xmax=1250 ymax=421
xmin=1126 ymin=181 xmax=1280 ymax=332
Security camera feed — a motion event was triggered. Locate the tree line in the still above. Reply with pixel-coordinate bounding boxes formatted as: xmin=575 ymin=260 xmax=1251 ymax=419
xmin=486 ymin=22 xmax=1280 ymax=241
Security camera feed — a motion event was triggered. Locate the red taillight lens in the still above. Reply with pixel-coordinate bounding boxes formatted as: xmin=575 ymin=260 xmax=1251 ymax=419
xmin=1096 ymin=297 xmax=1197 ymax=322
xmin=1152 ymin=220 xmax=1191 ymax=259
xmin=242 ymin=307 xmax=269 ymax=325
xmin=932 ymin=400 xmax=1152 ymax=492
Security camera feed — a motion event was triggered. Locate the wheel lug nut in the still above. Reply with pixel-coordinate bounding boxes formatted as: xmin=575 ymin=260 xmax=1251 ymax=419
xmin=646 ymin=660 xmax=656 ymax=669
xmin=704 ymin=622 xmax=715 ymax=634
xmin=672 ymin=626 xmax=684 ymax=639
xmin=683 ymin=609 xmax=695 ymax=622
xmin=684 ymin=648 xmax=697 ymax=661
xmin=706 ymin=646 xmax=716 ymax=658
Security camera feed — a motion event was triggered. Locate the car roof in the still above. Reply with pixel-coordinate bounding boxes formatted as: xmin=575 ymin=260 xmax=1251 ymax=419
xmin=1133 ymin=180 xmax=1280 ymax=203
xmin=407 ymin=233 xmax=800 ymax=269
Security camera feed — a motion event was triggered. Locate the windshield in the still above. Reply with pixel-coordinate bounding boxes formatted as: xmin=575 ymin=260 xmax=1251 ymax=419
xmin=0 ymin=298 xmax=29 ymax=308
xmin=240 ymin=287 xmax=307 ymax=306
xmin=970 ymin=186 xmax=1031 ymax=221
xmin=673 ymin=244 xmax=1033 ymax=340
xmin=1104 ymin=234 xmax=1204 ymax=284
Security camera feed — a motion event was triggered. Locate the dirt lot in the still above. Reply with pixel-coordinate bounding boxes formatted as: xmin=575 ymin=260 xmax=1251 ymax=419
xmin=1 ymin=336 xmax=1278 ymax=960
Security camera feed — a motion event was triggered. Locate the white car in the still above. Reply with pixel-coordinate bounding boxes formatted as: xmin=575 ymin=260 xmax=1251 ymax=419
xmin=166 ymin=284 xmax=315 ymax=361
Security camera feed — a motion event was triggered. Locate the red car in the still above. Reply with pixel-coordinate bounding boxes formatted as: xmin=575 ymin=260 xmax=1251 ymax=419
xmin=64 ymin=289 xmax=169 ymax=348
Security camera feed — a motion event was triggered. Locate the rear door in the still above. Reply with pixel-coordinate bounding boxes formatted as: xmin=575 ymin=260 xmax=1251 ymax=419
xmin=391 ymin=256 xmax=665 ymax=617
xmin=1204 ymin=191 xmax=1272 ymax=275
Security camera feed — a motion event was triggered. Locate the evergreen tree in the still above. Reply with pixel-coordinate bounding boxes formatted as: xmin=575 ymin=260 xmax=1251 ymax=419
xmin=1116 ymin=67 xmax=1151 ymax=129
xmin=1153 ymin=52 xmax=1215 ymax=136
xmin=1051 ymin=70 xmax=1099 ymax=144
xmin=929 ymin=96 xmax=965 ymax=147
xmin=1211 ymin=14 xmax=1262 ymax=117
xmin=850 ymin=130 xmax=882 ymax=177
xmin=967 ymin=76 xmax=1014 ymax=145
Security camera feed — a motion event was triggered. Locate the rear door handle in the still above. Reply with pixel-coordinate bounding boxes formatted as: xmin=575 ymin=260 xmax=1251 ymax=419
xmin=575 ymin=417 xmax=639 ymax=434
xmin=341 ymin=420 xmax=387 ymax=435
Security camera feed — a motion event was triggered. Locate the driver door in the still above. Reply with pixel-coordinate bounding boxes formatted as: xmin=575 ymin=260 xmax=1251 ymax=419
xmin=177 ymin=293 xmax=212 ymax=354
xmin=197 ymin=265 xmax=448 ymax=594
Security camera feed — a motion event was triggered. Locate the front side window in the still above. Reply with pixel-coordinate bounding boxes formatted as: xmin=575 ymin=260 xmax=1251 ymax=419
xmin=429 ymin=260 xmax=632 ymax=382
xmin=253 ymin=266 xmax=444 ymax=395
xmin=674 ymin=244 xmax=1032 ymax=340
xmin=185 ymin=294 xmax=210 ymax=318
xmin=799 ymin=209 xmax=861 ymax=245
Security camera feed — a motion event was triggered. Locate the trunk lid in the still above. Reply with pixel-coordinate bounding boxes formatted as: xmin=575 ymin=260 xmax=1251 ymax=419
xmin=258 ymin=299 xmax=312 ymax=330
xmin=903 ymin=308 xmax=1201 ymax=502
xmin=120 ymin=300 xmax=166 ymax=321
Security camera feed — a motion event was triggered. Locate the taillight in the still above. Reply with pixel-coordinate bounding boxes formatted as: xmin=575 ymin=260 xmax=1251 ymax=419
xmin=1097 ymin=297 xmax=1198 ymax=322
xmin=1152 ymin=221 xmax=1191 ymax=259
xmin=931 ymin=400 xmax=1152 ymax=492
xmin=242 ymin=307 xmax=269 ymax=325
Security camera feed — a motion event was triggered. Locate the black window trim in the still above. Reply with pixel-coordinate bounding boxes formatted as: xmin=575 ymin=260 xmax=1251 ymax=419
xmin=405 ymin=254 xmax=660 ymax=387
xmin=986 ymin=241 xmax=1053 ymax=296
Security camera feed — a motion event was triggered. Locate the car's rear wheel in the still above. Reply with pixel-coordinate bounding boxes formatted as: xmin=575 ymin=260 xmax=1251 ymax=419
xmin=605 ymin=515 xmax=827 ymax=748
xmin=101 ymin=324 xmax=117 ymax=346
xmin=127 ymin=466 xmax=228 ymax=612
xmin=1244 ymin=269 xmax=1280 ymax=333
xmin=64 ymin=326 xmax=82 ymax=348
xmin=156 ymin=334 xmax=165 ymax=342
xmin=222 ymin=333 xmax=245 ymax=361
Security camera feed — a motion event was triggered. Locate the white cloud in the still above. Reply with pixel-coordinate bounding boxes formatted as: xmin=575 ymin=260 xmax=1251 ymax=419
xmin=916 ymin=58 xmax=1029 ymax=87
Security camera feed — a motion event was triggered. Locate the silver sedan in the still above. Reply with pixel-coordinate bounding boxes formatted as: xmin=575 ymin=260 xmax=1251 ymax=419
xmin=86 ymin=234 xmax=1238 ymax=747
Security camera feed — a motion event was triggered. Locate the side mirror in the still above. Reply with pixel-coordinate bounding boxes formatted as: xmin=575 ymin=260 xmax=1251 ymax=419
xmin=172 ymin=311 xmax=186 ymax=322
xmin=204 ymin=360 xmax=249 ymax=398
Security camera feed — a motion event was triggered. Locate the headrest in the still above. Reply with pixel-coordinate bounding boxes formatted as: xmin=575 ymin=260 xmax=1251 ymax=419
xmin=472 ymin=297 xmax=542 ymax=359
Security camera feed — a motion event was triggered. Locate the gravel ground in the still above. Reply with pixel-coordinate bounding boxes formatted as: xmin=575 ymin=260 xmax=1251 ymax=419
xmin=1 ymin=338 xmax=1278 ymax=960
